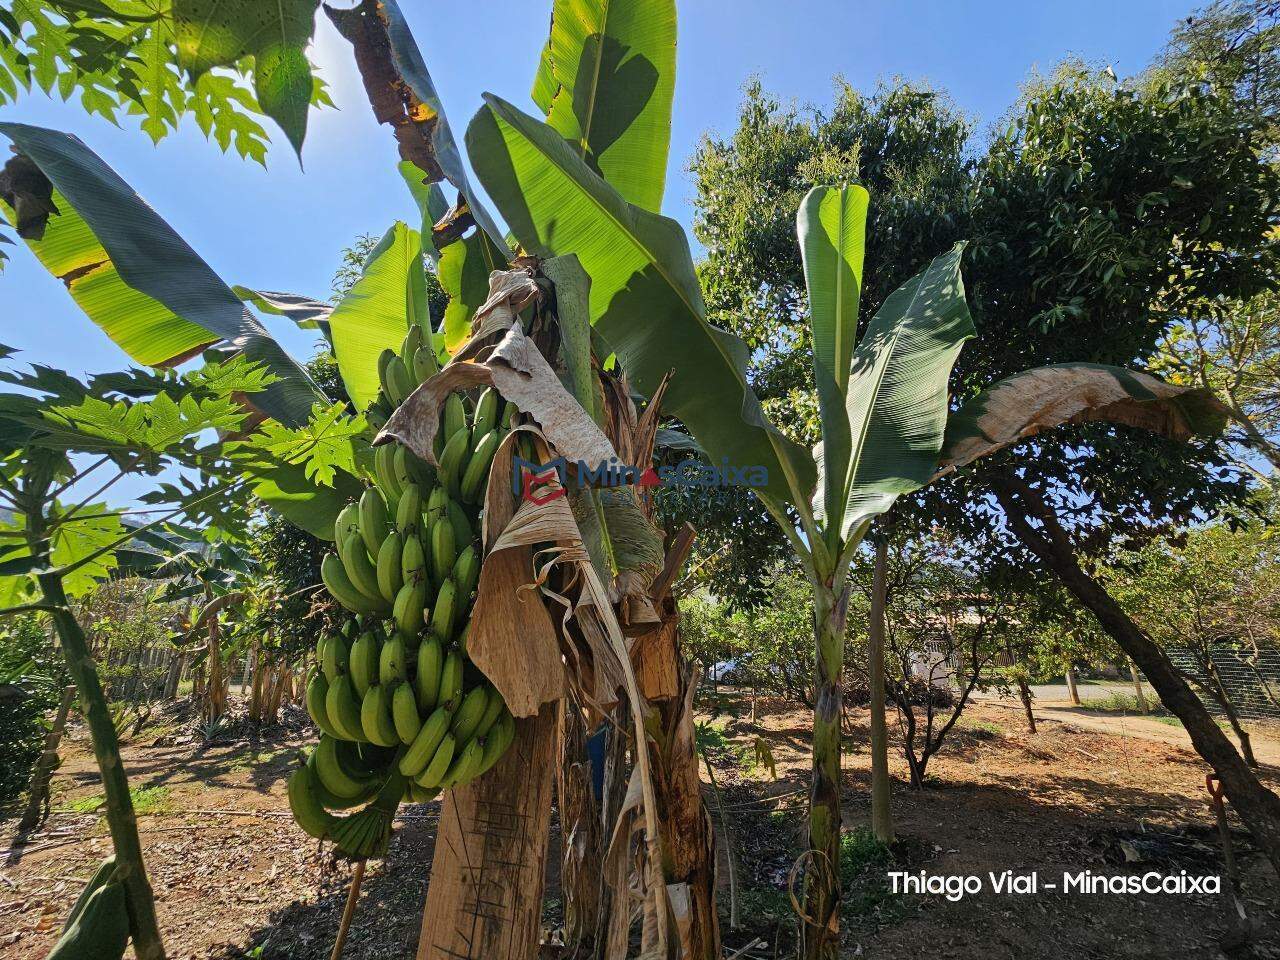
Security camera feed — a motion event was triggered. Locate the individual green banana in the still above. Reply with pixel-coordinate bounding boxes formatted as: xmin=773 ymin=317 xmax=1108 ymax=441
xmin=308 ymin=753 xmax=377 ymax=809
xmin=396 ymin=483 xmax=423 ymax=534
xmin=430 ymin=517 xmax=456 ymax=585
xmin=503 ymin=400 xmax=519 ymax=429
xmin=379 ymin=635 xmax=408 ymax=685
xmin=399 ymin=705 xmax=451 ymax=777
xmin=306 ymin=672 xmax=344 ymax=738
xmin=457 ymin=622 xmax=470 ymax=659
xmin=324 ymin=674 xmax=368 ymax=742
xmin=474 ymin=688 xmax=506 ymax=740
xmin=322 ymin=633 xmax=349 ymax=684
xmin=340 ymin=533 xmax=385 ymax=604
xmin=373 ymin=442 xmax=404 ymax=500
xmin=475 ymin=712 xmax=516 ymax=777
xmin=288 ymin=764 xmax=339 ymax=839
xmin=459 ymin=429 xmax=500 ymax=505
xmin=414 ymin=733 xmax=456 ymax=789
xmin=431 ymin=578 xmax=457 ymax=642
xmin=472 ymin=387 xmax=499 ymax=438
xmin=450 ymin=685 xmax=489 ymax=744
xmin=393 ymin=580 xmax=428 ymax=636
xmin=444 ymin=393 xmax=468 ymax=440
xmin=437 ymin=427 xmax=470 ymax=497
xmin=349 ymin=632 xmax=379 ymax=697
xmin=452 ymin=545 xmax=479 ymax=598
xmin=314 ymin=734 xmax=370 ymax=797
xmin=437 ymin=647 xmax=463 ymax=710
xmin=393 ymin=444 xmax=415 ymax=491
xmin=334 ymin=503 xmax=360 ymax=546
xmin=392 ymin=682 xmax=422 ymax=744
xmin=361 ymin=684 xmax=400 ymax=747
xmin=413 ymin=345 xmax=438 ymax=383
xmin=322 ymin=554 xmax=385 ymax=615
xmin=386 ymin=359 xmax=411 ymax=405
xmin=358 ymin=487 xmax=390 ymax=557
xmin=415 ymin=635 xmax=443 ymax=711
xmin=426 ymin=485 xmax=449 ymax=522
xmin=406 ymin=782 xmax=440 ymax=803
xmin=439 ymin=737 xmax=484 ymax=790
xmin=447 ymin=498 xmax=474 ymax=550
xmin=377 ymin=531 xmax=405 ymax=603
xmin=401 ymin=325 xmax=423 ymax=377
xmin=376 ymin=347 xmax=398 ymax=393
xmin=400 ymin=533 xmax=427 ymax=586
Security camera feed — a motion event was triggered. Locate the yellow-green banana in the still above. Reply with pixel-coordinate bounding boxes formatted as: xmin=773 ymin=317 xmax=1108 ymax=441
xmin=360 ymin=684 xmax=400 ymax=747
xmin=475 ymin=712 xmax=516 ymax=776
xmin=334 ymin=503 xmax=360 ymax=546
xmin=314 ymin=734 xmax=369 ymax=797
xmin=322 ymin=554 xmax=385 ymax=615
xmin=374 ymin=443 xmax=403 ymax=499
xmin=392 ymin=682 xmax=421 ymax=744
xmin=452 ymin=545 xmax=479 ymax=598
xmin=376 ymin=531 xmax=404 ymax=603
xmin=444 ymin=393 xmax=468 ymax=440
xmin=415 ymin=636 xmax=443 ymax=711
xmin=413 ymin=345 xmax=438 ymax=383
xmin=431 ymin=578 xmax=457 ymax=642
xmin=322 ymin=633 xmax=348 ymax=684
xmin=437 ymin=647 xmax=463 ymax=710
xmin=396 ymin=483 xmax=422 ymax=534
xmin=459 ymin=429 xmax=499 ymax=504
xmin=324 ymin=674 xmax=367 ymax=742
xmin=472 ymin=387 xmax=499 ymax=438
xmin=447 ymin=499 xmax=473 ymax=551
xmin=379 ymin=635 xmax=408 ymax=685
xmin=288 ymin=764 xmax=338 ymax=839
xmin=400 ymin=533 xmax=426 ymax=586
xmin=358 ymin=487 xmax=390 ymax=557
xmin=340 ymin=533 xmax=385 ymax=605
xmin=438 ymin=427 xmax=470 ymax=497
xmin=399 ymin=706 xmax=451 ymax=777
xmin=393 ymin=580 xmax=427 ymax=636
xmin=474 ymin=688 xmax=506 ymax=740
xmin=430 ymin=517 xmax=456 ymax=585
xmin=306 ymin=673 xmax=343 ymax=738
xmin=348 ymin=632 xmax=378 ymax=698
xmin=386 ymin=359 xmax=411 ymax=405
xmin=414 ymin=733 xmax=456 ymax=788
xmin=439 ymin=737 xmax=484 ymax=790
xmin=450 ymin=685 xmax=489 ymax=744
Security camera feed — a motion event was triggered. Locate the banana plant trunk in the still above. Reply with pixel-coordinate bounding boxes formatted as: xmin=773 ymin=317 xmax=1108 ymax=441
xmin=804 ymin=580 xmax=850 ymax=959
xmin=35 ymin=568 xmax=165 ymax=959
xmin=18 ymin=684 xmax=76 ymax=834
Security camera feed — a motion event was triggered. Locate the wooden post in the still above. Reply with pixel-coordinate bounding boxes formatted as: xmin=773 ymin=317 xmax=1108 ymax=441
xmin=1129 ymin=661 xmax=1149 ymax=714
xmin=416 ymin=703 xmax=558 ymax=960
xmin=868 ymin=538 xmax=893 ymax=845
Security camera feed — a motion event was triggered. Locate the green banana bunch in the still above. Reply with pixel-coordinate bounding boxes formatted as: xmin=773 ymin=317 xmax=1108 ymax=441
xmin=294 ymin=334 xmax=526 ymax=856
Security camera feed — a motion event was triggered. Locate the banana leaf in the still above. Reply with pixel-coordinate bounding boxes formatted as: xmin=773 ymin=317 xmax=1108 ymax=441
xmin=936 ymin=363 xmax=1231 ymax=476
xmin=531 ymin=0 xmax=677 ymax=213
xmin=825 ymin=242 xmax=975 ymax=541
xmin=466 ymin=94 xmax=814 ymax=507
xmin=797 ymin=184 xmax=870 ymax=534
xmin=0 ymin=123 xmax=323 ymax=428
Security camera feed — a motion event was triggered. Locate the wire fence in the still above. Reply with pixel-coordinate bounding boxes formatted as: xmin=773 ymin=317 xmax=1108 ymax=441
xmin=1164 ymin=646 xmax=1280 ymax=721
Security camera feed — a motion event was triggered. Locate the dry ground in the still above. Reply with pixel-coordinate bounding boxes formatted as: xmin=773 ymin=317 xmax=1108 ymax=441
xmin=1 ymin=694 xmax=1278 ymax=959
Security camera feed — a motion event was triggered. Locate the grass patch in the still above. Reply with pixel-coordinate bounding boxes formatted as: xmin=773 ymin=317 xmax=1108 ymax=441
xmin=68 ymin=784 xmax=171 ymax=816
xmin=957 ymin=717 xmax=1003 ymax=739
xmin=1076 ymin=693 xmax=1180 ymax=724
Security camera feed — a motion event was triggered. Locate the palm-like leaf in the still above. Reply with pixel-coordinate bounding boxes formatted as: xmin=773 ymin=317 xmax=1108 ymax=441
xmin=936 ymin=363 xmax=1231 ymax=476
xmin=823 ymin=242 xmax=975 ymax=541
xmin=531 ymin=0 xmax=677 ymax=213
xmin=798 ymin=184 xmax=869 ymax=533
xmin=0 ymin=123 xmax=323 ymax=427
xmin=466 ymin=94 xmax=814 ymax=506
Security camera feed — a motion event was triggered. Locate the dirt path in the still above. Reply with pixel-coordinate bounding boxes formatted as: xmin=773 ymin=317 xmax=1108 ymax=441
xmin=980 ymin=697 xmax=1280 ymax=766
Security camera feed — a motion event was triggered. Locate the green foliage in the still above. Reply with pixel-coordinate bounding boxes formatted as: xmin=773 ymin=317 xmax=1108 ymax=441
xmin=0 ymin=614 xmax=65 ymax=805
xmin=173 ymin=0 xmax=321 ymax=157
xmin=69 ymin=784 xmax=170 ymax=815
xmin=0 ymin=0 xmax=331 ymax=162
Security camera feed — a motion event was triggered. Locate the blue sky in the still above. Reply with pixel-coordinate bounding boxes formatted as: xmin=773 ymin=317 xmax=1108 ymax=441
xmin=1 ymin=0 xmax=1196 ymax=504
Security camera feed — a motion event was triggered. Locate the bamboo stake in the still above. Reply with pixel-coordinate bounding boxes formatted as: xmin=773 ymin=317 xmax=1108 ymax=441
xmin=330 ymin=859 xmax=366 ymax=960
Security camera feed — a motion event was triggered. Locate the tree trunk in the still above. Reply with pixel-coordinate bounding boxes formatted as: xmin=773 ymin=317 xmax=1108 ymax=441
xmin=36 ymin=571 xmax=166 ymax=960
xmin=1064 ymin=666 xmax=1081 ymax=706
xmin=994 ymin=478 xmax=1280 ymax=877
xmin=18 ymin=684 xmax=76 ymax=834
xmin=1205 ymin=660 xmax=1257 ymax=768
xmin=1017 ymin=680 xmax=1037 ymax=734
xmin=803 ymin=581 xmax=848 ymax=960
xmin=1129 ymin=661 xmax=1149 ymax=714
xmin=416 ymin=703 xmax=558 ymax=960
xmin=868 ymin=538 xmax=893 ymax=845
xmin=204 ymin=592 xmax=224 ymax=722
